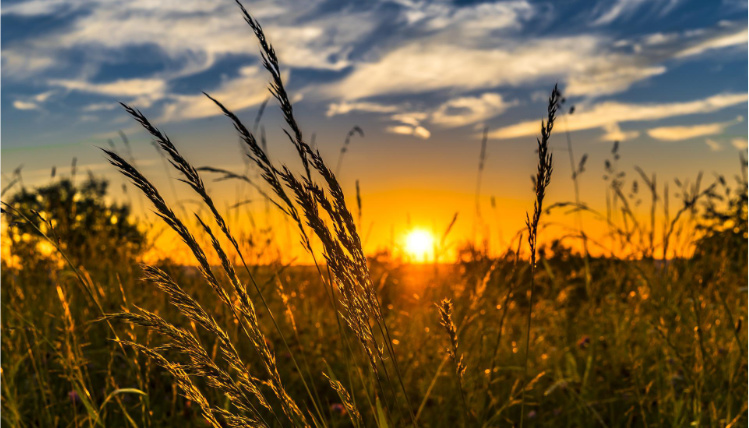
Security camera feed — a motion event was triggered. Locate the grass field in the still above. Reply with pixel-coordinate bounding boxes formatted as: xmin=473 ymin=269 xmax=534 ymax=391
xmin=1 ymin=2 xmax=747 ymax=427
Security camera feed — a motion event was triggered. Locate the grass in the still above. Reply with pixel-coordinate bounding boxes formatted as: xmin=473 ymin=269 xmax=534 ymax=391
xmin=2 ymin=1 xmax=747 ymax=427
xmin=520 ymin=84 xmax=560 ymax=428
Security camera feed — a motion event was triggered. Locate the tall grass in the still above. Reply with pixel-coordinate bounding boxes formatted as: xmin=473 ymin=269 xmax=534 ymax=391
xmin=335 ymin=126 xmax=365 ymax=177
xmin=99 ymin=2 xmax=422 ymax=425
xmin=102 ymin=4 xmax=567 ymax=426
xmin=520 ymin=85 xmax=560 ymax=427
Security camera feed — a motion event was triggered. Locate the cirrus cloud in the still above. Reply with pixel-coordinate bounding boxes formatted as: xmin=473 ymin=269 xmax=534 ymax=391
xmin=431 ymin=93 xmax=516 ymax=127
xmin=647 ymin=117 xmax=743 ymax=141
xmin=489 ymin=93 xmax=748 ymax=141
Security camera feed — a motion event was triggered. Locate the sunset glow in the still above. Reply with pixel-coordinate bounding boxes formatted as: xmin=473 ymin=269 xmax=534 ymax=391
xmin=404 ymin=229 xmax=434 ymax=263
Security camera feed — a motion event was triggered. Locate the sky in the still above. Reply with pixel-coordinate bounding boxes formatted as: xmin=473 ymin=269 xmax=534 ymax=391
xmin=2 ymin=0 xmax=748 ymax=261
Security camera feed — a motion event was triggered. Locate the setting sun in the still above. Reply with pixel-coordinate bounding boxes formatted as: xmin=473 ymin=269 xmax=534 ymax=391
xmin=404 ymin=229 xmax=435 ymax=263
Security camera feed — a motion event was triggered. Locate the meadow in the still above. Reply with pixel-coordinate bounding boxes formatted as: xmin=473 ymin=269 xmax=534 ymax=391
xmin=1 ymin=2 xmax=747 ymax=427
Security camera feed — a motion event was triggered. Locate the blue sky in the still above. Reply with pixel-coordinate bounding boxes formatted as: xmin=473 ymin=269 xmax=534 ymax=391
xmin=3 ymin=0 xmax=746 ymax=148
xmin=1 ymin=0 xmax=747 ymax=254
xmin=3 ymin=0 xmax=746 ymax=144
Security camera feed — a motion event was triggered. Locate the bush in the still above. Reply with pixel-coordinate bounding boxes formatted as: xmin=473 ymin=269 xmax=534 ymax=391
xmin=3 ymin=176 xmax=145 ymax=270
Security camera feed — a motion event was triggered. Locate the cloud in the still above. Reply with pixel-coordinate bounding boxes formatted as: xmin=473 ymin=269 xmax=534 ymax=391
xmin=431 ymin=93 xmax=515 ymax=127
xmin=2 ymin=48 xmax=56 ymax=77
xmin=391 ymin=112 xmax=428 ymax=127
xmin=2 ymin=0 xmax=381 ymax=123
xmin=1 ymin=0 xmax=88 ymax=16
xmin=386 ymin=124 xmax=431 ymax=140
xmin=79 ymin=114 xmax=99 ymax=123
xmin=565 ymin=65 xmax=666 ymax=97
xmin=45 ymin=66 xmax=270 ymax=122
xmin=325 ymin=35 xmax=657 ymax=99
xmin=647 ymin=117 xmax=742 ymax=141
xmin=398 ymin=0 xmax=534 ymax=33
xmin=324 ymin=20 xmax=744 ymax=102
xmin=50 ymin=77 xmax=167 ymax=98
xmin=601 ymin=123 xmax=640 ymax=141
xmin=82 ymin=102 xmax=119 ymax=112
xmin=590 ymin=0 xmax=680 ymax=26
xmin=13 ymin=100 xmax=41 ymax=111
xmin=675 ymin=27 xmax=747 ymax=58
xmin=328 ymin=93 xmax=516 ymax=129
xmin=732 ymin=138 xmax=748 ymax=149
xmin=157 ymin=66 xmax=270 ymax=123
xmin=12 ymin=90 xmax=59 ymax=111
xmin=489 ymin=92 xmax=748 ymax=140
xmin=384 ymin=111 xmax=431 ymax=139
xmin=326 ymin=101 xmax=402 ymax=117
xmin=32 ymin=90 xmax=57 ymax=103
xmin=7 ymin=0 xmax=364 ymax=80
xmin=320 ymin=10 xmax=746 ymax=103
xmin=48 ymin=77 xmax=168 ymax=108
xmin=705 ymin=138 xmax=723 ymax=151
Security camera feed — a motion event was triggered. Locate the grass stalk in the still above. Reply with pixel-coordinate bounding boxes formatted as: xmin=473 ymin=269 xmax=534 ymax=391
xmin=520 ymin=85 xmax=560 ymax=427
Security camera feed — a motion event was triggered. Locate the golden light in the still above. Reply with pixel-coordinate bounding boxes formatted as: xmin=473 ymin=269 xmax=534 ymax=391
xmin=404 ymin=229 xmax=434 ymax=263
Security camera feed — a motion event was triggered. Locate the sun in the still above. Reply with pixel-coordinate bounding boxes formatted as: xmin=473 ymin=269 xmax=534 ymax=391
xmin=404 ymin=229 xmax=435 ymax=263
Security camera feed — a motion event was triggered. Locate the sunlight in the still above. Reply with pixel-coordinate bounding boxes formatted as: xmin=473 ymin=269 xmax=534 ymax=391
xmin=404 ymin=229 xmax=434 ymax=263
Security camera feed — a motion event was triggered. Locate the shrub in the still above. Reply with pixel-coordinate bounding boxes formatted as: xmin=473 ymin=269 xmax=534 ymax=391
xmin=3 ymin=176 xmax=145 ymax=270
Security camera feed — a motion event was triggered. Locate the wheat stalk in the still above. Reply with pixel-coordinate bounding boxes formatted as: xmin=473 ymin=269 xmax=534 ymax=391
xmin=437 ymin=298 xmax=470 ymax=423
xmin=520 ymin=84 xmax=560 ymax=427
xmin=335 ymin=125 xmax=364 ymax=177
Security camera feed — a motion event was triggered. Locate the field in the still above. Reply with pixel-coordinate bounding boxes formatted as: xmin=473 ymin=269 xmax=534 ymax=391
xmin=1 ymin=3 xmax=747 ymax=428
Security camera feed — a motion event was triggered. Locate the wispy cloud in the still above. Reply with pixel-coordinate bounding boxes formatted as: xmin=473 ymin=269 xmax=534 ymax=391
xmin=11 ymin=91 xmax=58 ymax=111
xmin=13 ymin=100 xmax=41 ymax=111
xmin=82 ymin=102 xmax=119 ymax=112
xmin=326 ymin=15 xmax=746 ymax=103
xmin=331 ymin=92 xmax=516 ymax=133
xmin=675 ymin=27 xmax=747 ymax=58
xmin=3 ymin=0 xmax=382 ymax=124
xmin=601 ymin=123 xmax=640 ymax=142
xmin=157 ymin=66 xmax=271 ymax=123
xmin=1 ymin=0 xmax=88 ymax=17
xmin=2 ymin=49 xmax=56 ymax=77
xmin=50 ymin=78 xmax=167 ymax=108
xmin=326 ymin=101 xmax=402 ymax=117
xmin=386 ymin=124 xmax=431 ymax=140
xmin=431 ymin=93 xmax=515 ymax=127
xmin=50 ymin=78 xmax=166 ymax=97
xmin=3 ymin=0 xmax=364 ymax=80
xmin=705 ymin=138 xmax=723 ymax=151
xmin=397 ymin=0 xmax=533 ymax=32
xmin=647 ymin=117 xmax=742 ymax=141
xmin=489 ymin=93 xmax=748 ymax=140
xmin=732 ymin=138 xmax=748 ymax=149
xmin=324 ymin=35 xmax=660 ymax=99
xmin=590 ymin=0 xmax=680 ymax=26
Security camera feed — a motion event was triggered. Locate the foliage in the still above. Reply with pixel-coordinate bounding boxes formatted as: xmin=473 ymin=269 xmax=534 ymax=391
xmin=3 ymin=176 xmax=145 ymax=270
xmin=694 ymin=166 xmax=748 ymax=273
